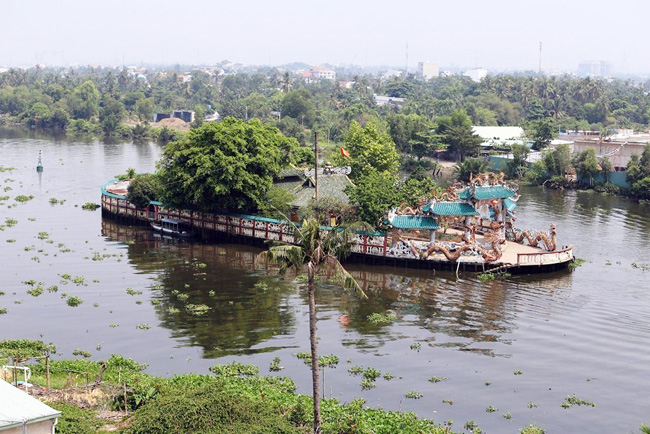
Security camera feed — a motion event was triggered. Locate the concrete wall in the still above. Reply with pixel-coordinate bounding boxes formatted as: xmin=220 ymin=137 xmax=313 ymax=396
xmin=3 ymin=419 xmax=56 ymax=434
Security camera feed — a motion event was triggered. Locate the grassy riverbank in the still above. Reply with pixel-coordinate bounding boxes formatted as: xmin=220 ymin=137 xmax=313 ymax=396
xmin=0 ymin=355 xmax=563 ymax=434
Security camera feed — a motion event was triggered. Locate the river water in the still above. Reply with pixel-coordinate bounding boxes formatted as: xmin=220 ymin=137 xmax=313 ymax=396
xmin=0 ymin=128 xmax=649 ymax=433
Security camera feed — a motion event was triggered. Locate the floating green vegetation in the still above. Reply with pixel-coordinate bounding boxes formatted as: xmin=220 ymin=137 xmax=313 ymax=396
xmin=109 ymin=323 xmax=118 ymax=328
xmin=348 ymin=365 xmax=364 ymax=375
xmin=253 ymin=281 xmax=268 ymax=291
xmin=167 ymin=307 xmax=180 ymax=314
xmin=72 ymin=349 xmax=91 ymax=358
xmin=0 ymin=166 xmax=15 ymax=172
xmin=0 ymin=308 xmax=7 ymax=315
xmin=81 ymin=202 xmax=100 ymax=211
xmin=367 ymin=312 xmax=397 ymax=325
xmin=464 ymin=421 xmax=479 ymax=432
xmin=93 ymin=303 xmax=99 ymax=308
xmin=14 ymin=195 xmax=34 ymax=203
xmin=503 ymin=412 xmax=512 ymax=420
xmin=126 ymin=288 xmax=142 ymax=296
xmin=208 ymin=290 xmax=215 ymax=297
xmin=569 ymin=258 xmax=586 ymax=269
xmin=49 ymin=198 xmax=66 ymax=205
xmin=442 ymin=399 xmax=454 ymax=405
xmin=410 ymin=342 xmax=421 ymax=352
xmin=186 ymin=304 xmax=210 ymax=316
xmin=269 ymin=357 xmax=283 ymax=372
xmin=0 ymin=291 xmax=4 ymax=296
xmin=66 ymin=296 xmax=83 ymax=307
xmin=209 ymin=361 xmax=258 ymax=377
xmin=527 ymin=402 xmax=538 ymax=409
xmin=485 ymin=406 xmax=498 ymax=413
xmin=631 ymin=262 xmax=650 ymax=272
xmin=428 ymin=376 xmax=447 ymax=383
xmin=135 ymin=300 xmax=143 ymax=305
xmin=5 ymin=239 xmax=15 ymax=243
xmin=360 ymin=378 xmax=376 ymax=390
xmin=151 ymin=299 xmax=160 ymax=306
xmin=514 ymin=370 xmax=524 ymax=375
xmin=561 ymin=394 xmax=595 ymax=409
xmin=4 ymin=218 xmax=17 ymax=227
xmin=37 ymin=231 xmax=49 ymax=240
xmin=405 ymin=391 xmax=423 ymax=399
xmin=382 ymin=373 xmax=394 ymax=381
xmin=362 ymin=367 xmax=381 ymax=381
xmin=28 ymin=217 xmax=36 ymax=221
xmin=295 ymin=353 xmax=339 ymax=368
xmin=72 ymin=276 xmax=86 ymax=286
xmin=27 ymin=285 xmax=44 ymax=297
xmin=196 ymin=262 xmax=207 ymax=269
xmin=22 ymin=280 xmax=36 ymax=286
xmin=0 ymin=195 xmax=9 ymax=201
xmin=520 ymin=423 xmax=545 ymax=433
xmin=478 ymin=271 xmax=512 ymax=282
xmin=136 ymin=323 xmax=151 ymax=330
xmin=485 ymin=381 xmax=492 ymax=386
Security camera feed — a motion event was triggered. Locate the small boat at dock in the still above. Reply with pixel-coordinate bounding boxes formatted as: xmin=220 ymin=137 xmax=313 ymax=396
xmin=150 ymin=218 xmax=195 ymax=239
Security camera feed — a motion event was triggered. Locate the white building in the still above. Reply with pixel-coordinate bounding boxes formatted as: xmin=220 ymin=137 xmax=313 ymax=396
xmin=463 ymin=68 xmax=488 ymax=82
xmin=0 ymin=380 xmax=61 ymax=434
xmin=417 ymin=61 xmax=439 ymax=80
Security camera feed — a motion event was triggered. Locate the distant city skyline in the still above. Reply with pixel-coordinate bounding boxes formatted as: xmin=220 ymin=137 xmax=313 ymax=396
xmin=1 ymin=0 xmax=648 ymax=75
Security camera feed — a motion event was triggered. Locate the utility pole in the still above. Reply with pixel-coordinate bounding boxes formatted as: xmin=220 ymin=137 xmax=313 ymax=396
xmin=314 ymin=132 xmax=319 ymax=201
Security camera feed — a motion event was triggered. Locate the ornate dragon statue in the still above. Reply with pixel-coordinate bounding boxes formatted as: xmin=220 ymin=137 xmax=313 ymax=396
xmin=509 ymin=223 xmax=557 ymax=251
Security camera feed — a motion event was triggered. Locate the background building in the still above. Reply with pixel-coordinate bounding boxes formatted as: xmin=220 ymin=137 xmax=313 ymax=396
xmin=417 ymin=61 xmax=439 ymax=80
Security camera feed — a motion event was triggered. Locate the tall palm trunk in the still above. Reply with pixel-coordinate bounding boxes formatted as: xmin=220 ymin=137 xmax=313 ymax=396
xmin=308 ymin=263 xmax=322 ymax=434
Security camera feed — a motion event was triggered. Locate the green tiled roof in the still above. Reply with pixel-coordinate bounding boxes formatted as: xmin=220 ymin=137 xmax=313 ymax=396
xmin=458 ymin=186 xmax=516 ymax=200
xmin=422 ymin=201 xmax=479 ymax=216
xmin=275 ymin=174 xmax=353 ymax=209
xmin=389 ymin=215 xmax=439 ymax=230
xmin=504 ymin=198 xmax=517 ymax=212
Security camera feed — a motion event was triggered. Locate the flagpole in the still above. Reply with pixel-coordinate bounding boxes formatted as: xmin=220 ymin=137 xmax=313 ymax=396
xmin=314 ymin=132 xmax=318 ymax=201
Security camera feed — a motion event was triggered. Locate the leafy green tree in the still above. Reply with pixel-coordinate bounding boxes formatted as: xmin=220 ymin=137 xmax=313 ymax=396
xmin=346 ymin=171 xmax=401 ymax=225
xmin=127 ymin=174 xmax=163 ymax=209
xmin=68 ymin=80 xmax=100 ymax=120
xmin=543 ymin=143 xmax=572 ymax=177
xmin=100 ymin=95 xmax=126 ymax=134
xmin=281 ymin=90 xmax=315 ymax=127
xmin=398 ymin=173 xmax=441 ymax=206
xmin=435 ymin=109 xmax=482 ymax=161
xmin=157 ymin=118 xmax=298 ymax=213
xmin=508 ymin=143 xmax=529 ymax=178
xmin=135 ymin=97 xmax=155 ymax=122
xmin=527 ymin=117 xmax=557 ymax=150
xmin=454 ymin=158 xmax=488 ymax=182
xmin=386 ymin=113 xmax=436 ymax=158
xmin=334 ymin=121 xmax=399 ymax=181
xmin=573 ymin=148 xmax=600 ymax=186
xmin=261 ymin=218 xmax=366 ymax=434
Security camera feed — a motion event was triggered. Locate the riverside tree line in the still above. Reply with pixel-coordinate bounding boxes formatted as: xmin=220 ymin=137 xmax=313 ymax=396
xmin=3 ymin=65 xmax=650 ymax=199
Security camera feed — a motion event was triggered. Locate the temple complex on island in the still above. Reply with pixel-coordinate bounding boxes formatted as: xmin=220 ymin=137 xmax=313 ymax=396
xmin=102 ymin=171 xmax=573 ymax=274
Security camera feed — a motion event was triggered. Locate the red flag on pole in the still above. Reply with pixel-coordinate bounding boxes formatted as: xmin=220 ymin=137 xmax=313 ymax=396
xmin=340 ymin=146 xmax=350 ymax=158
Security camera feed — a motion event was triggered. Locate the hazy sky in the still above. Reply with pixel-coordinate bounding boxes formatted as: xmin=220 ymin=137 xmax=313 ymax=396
xmin=2 ymin=0 xmax=649 ymax=73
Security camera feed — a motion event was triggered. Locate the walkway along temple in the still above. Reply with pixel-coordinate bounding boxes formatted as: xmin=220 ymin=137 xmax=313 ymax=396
xmin=101 ymin=178 xmax=574 ymax=274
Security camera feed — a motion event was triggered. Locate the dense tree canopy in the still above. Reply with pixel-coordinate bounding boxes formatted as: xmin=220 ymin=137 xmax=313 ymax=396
xmin=156 ymin=117 xmax=301 ymax=213
xmin=334 ymin=121 xmax=400 ymax=181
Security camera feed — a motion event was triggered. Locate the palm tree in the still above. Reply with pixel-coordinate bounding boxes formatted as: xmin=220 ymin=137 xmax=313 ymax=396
xmin=260 ymin=218 xmax=367 ymax=434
